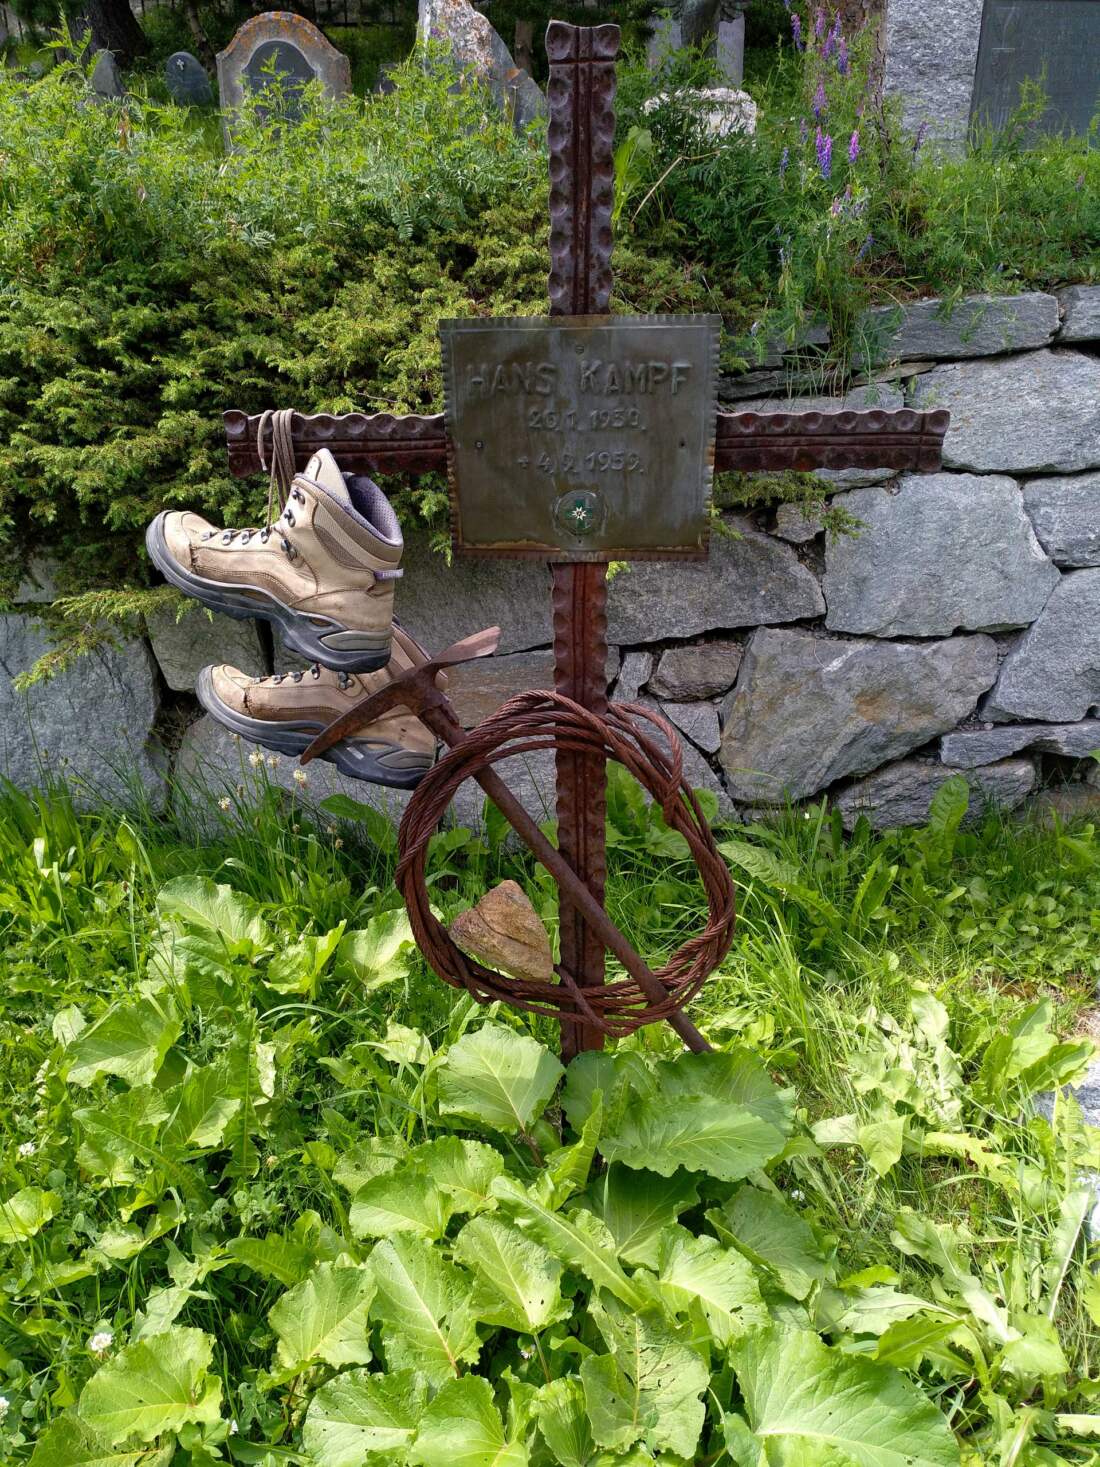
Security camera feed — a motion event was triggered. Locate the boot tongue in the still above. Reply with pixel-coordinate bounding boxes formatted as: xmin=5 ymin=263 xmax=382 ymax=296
xmin=302 ymin=448 xmax=350 ymax=506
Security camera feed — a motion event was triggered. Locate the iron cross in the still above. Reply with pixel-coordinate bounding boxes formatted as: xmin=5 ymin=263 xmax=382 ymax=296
xmin=224 ymin=21 xmax=948 ymax=1059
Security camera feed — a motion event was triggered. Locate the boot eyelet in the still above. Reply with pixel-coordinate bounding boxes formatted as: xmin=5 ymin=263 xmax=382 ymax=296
xmin=285 ymin=510 xmax=295 ymax=528
xmin=221 ymin=531 xmax=233 ymax=544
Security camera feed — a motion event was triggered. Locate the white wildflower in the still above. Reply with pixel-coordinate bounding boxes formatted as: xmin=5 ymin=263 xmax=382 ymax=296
xmin=218 ymin=797 xmax=231 ymax=812
xmin=17 ymin=1141 xmax=34 ymax=1158
xmin=334 ymin=837 xmax=343 ymax=850
xmin=266 ymin=754 xmax=278 ymax=769
xmin=292 ymin=768 xmax=308 ymax=786
xmin=0 ymin=1396 xmax=9 ymax=1420
xmin=88 ymin=1331 xmax=114 ymax=1355
xmin=248 ymin=750 xmax=264 ymax=768
xmin=229 ymin=1419 xmax=239 ymax=1436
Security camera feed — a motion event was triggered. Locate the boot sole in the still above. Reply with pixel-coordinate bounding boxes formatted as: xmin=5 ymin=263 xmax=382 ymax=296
xmin=146 ymin=512 xmax=392 ymax=674
xmin=196 ymin=668 xmax=433 ymax=790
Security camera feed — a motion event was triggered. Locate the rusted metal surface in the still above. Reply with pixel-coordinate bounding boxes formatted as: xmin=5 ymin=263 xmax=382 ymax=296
xmin=546 ymin=20 xmax=619 ymax=317
xmin=715 ymin=406 xmax=950 ymax=472
xmin=224 ymin=409 xmax=447 ymax=478
xmin=441 ymin=314 xmax=720 ymax=560
xmin=224 ymin=406 xmax=948 ymax=480
xmin=301 ymin=643 xmax=722 ymax=1053
xmin=544 ymin=21 xmax=621 ymax=1058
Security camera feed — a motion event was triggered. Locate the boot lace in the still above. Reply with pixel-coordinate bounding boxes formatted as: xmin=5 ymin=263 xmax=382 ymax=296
xmin=201 ymin=408 xmax=303 ymax=562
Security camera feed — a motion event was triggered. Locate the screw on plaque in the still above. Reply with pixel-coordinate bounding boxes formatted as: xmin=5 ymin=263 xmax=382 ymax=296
xmin=554 ymin=487 xmax=604 ymax=540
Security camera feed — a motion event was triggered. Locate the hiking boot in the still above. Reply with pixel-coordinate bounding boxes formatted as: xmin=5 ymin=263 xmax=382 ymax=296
xmin=146 ymin=448 xmax=402 ymax=673
xmin=196 ymin=624 xmax=440 ymax=789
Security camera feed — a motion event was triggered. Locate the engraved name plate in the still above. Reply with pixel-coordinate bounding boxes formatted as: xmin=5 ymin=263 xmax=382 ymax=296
xmin=441 ymin=314 xmax=721 ymax=561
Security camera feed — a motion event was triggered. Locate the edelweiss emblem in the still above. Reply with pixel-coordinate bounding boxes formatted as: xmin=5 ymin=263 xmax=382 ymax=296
xmin=554 ymin=487 xmax=604 ymax=541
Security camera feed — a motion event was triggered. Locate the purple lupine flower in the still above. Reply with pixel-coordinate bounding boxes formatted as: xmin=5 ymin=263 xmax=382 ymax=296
xmin=791 ymin=12 xmax=804 ymax=49
xmin=779 ymin=146 xmax=790 ymax=179
xmin=815 ymin=126 xmax=832 ymax=179
xmin=837 ymin=38 xmax=849 ymax=74
xmin=813 ymin=78 xmax=827 ymax=117
xmin=814 ymin=7 xmax=825 ymax=37
xmin=824 ymin=16 xmax=841 ymax=58
xmin=848 ymin=128 xmax=860 ymax=163
xmin=830 ymin=193 xmax=844 ymax=217
xmin=857 ymin=232 xmax=874 ymax=260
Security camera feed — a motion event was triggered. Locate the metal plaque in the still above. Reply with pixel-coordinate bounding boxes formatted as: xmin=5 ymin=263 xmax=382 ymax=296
xmin=971 ymin=0 xmax=1100 ymax=139
xmin=441 ymin=314 xmax=721 ymax=561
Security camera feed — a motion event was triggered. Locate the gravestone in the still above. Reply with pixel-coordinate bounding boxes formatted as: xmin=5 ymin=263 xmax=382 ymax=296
xmin=883 ymin=0 xmax=984 ymax=147
xmin=90 ymin=49 xmax=123 ymax=99
xmin=216 ymin=11 xmax=350 ymax=124
xmin=418 ymin=0 xmax=546 ymax=130
xmin=971 ymin=0 xmax=1100 ymax=139
xmin=716 ymin=15 xmax=744 ymax=86
xmin=165 ymin=51 xmax=213 ymax=106
xmin=647 ymin=4 xmax=744 ymax=85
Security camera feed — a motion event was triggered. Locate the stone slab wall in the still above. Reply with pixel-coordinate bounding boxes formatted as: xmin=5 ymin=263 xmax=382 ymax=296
xmin=4 ymin=286 xmax=1100 ymax=832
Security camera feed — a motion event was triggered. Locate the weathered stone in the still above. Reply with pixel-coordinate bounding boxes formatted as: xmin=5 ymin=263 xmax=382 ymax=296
xmin=1022 ymin=473 xmax=1100 ymax=568
xmin=165 ymin=51 xmax=213 ymax=105
xmin=1058 ymin=285 xmax=1100 ymax=343
xmin=444 ymin=648 xmax=618 ymax=728
xmin=418 ymin=0 xmax=546 ymax=129
xmin=607 ymin=519 xmax=823 ymax=645
xmin=823 ymin=474 xmax=1058 ymax=637
xmin=662 ymin=700 xmax=721 ymax=754
xmin=649 ymin=641 xmax=742 ymax=700
xmin=397 ymin=537 xmax=551 ymax=656
xmin=217 ymin=13 xmax=350 ymax=122
xmin=642 ymin=86 xmax=756 ymax=137
xmin=835 ymin=757 xmax=1034 ymax=831
xmin=681 ymin=740 xmax=737 ymax=820
xmin=173 ymin=713 xmax=414 ymax=831
xmin=146 ymin=607 xmax=268 ymax=692
xmin=883 ymin=0 xmax=984 ymax=148
xmin=942 ymin=720 xmax=1100 ymax=768
xmin=985 ymin=571 xmax=1100 ymax=722
xmin=13 ymin=556 xmax=59 ymax=604
xmin=910 ymin=351 xmax=1100 ymax=474
xmin=450 ymin=748 xmax=557 ymax=831
xmin=614 ymin=652 xmax=652 ymax=703
xmin=858 ymin=293 xmax=1058 ymax=364
xmin=715 ymin=16 xmax=744 ymax=86
xmin=720 ymin=628 xmax=997 ymax=803
xmin=90 ymin=50 xmax=124 ymax=99
xmin=0 ymin=615 xmax=164 ymax=805
xmin=774 ymin=504 xmax=823 ymax=543
xmin=449 ymin=880 xmax=553 ymax=984
xmin=812 ymin=467 xmax=897 ymax=492
xmin=737 ymin=381 xmax=904 ymax=417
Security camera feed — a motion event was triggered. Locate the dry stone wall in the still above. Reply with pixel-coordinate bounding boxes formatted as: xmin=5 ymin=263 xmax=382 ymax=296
xmin=3 ymin=286 xmax=1100 ymax=831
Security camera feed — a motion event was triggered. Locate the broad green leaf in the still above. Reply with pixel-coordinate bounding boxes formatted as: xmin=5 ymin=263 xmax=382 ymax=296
xmin=74 ymin=1087 xmax=172 ymax=1186
xmin=269 ymin=1262 xmax=375 ymax=1372
xmin=351 ymin=1172 xmax=453 ymax=1241
xmin=581 ymin=1354 xmax=657 ymax=1456
xmin=439 ymin=1023 xmax=564 ymax=1135
xmin=334 ymin=1136 xmax=408 ymax=1195
xmin=454 ymin=1215 xmax=571 ymax=1333
xmin=336 ymin=909 xmax=417 ymax=990
xmin=651 ymin=1051 xmax=796 ymax=1134
xmin=66 ymin=995 xmax=181 ymax=1089
xmin=712 ymin=1188 xmax=830 ymax=1301
xmin=534 ymin=1098 xmax=603 ymax=1209
xmin=601 ymin=1094 xmax=786 ymax=1183
xmin=303 ymin=1368 xmax=427 ymax=1467
xmin=161 ymin=1064 xmax=241 ymax=1152
xmin=78 ymin=1326 xmax=222 ymax=1445
xmin=834 ymin=1286 xmax=941 ymax=1337
xmin=562 ymin=1051 xmax=652 ymax=1133
xmin=220 ymin=1030 xmax=275 ymax=1179
xmin=874 ymin=1316 xmax=966 ymax=1371
xmin=731 ymin=1325 xmax=960 ymax=1467
xmin=1000 ymin=1314 xmax=1069 ymax=1382
xmin=583 ymin=1293 xmax=708 ymax=1459
xmin=656 ymin=1226 xmax=769 ymax=1345
xmin=27 ymin=1415 xmax=149 ymax=1467
xmin=410 ymin=1375 xmax=528 ymax=1467
xmin=266 ymin=924 xmax=345 ymax=995
xmin=0 ymin=1185 xmax=60 ymax=1242
xmin=156 ymin=875 xmax=270 ymax=948
xmin=369 ymin=1236 xmax=480 ymax=1383
xmin=492 ymin=1176 xmax=645 ymax=1308
xmin=537 ymin=1377 xmax=596 ymax=1467
xmin=407 ymin=1138 xmax=504 ymax=1215
xmin=372 ymin=1022 xmax=434 ymax=1066
xmin=857 ymin=1116 xmax=906 ymax=1178
xmin=584 ymin=1164 xmax=698 ymax=1269
xmin=224 ymin=1231 xmax=314 ymax=1286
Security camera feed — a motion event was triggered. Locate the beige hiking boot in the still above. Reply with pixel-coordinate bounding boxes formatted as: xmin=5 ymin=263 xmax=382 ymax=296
xmin=196 ymin=624 xmax=440 ymax=789
xmin=146 ymin=448 xmax=402 ymax=673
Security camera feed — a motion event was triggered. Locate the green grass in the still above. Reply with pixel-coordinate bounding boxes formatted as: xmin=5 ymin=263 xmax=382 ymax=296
xmin=0 ymin=766 xmax=1097 ymax=1462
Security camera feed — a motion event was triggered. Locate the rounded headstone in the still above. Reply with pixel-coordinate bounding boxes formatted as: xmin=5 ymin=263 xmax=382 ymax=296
xmin=165 ymin=51 xmax=214 ymax=106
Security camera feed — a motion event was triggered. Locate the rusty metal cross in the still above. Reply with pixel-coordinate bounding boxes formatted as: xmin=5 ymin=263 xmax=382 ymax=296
xmin=223 ymin=21 xmax=948 ymax=1058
